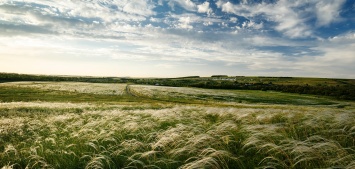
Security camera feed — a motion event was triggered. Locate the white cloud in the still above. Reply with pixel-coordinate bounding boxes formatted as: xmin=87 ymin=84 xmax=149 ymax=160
xmin=169 ymin=0 xmax=196 ymax=12
xmin=0 ymin=0 xmax=156 ymax=24
xmin=215 ymin=0 xmax=346 ymax=38
xmin=315 ymin=0 xmax=346 ymax=26
xmin=320 ymin=32 xmax=355 ymax=62
xmin=282 ymin=32 xmax=355 ymax=78
xmin=122 ymin=0 xmax=156 ymax=16
xmin=197 ymin=2 xmax=212 ymax=15
xmin=220 ymin=1 xmax=235 ymax=13
xmin=178 ymin=16 xmax=193 ymax=29
xmin=243 ymin=36 xmax=301 ymax=47
xmin=168 ymin=13 xmax=222 ymax=30
xmin=149 ymin=17 xmax=161 ymax=22
xmin=215 ymin=1 xmax=310 ymax=38
xmin=203 ymin=21 xmax=213 ymax=26
xmin=229 ymin=17 xmax=238 ymax=23
xmin=242 ymin=20 xmax=263 ymax=30
xmin=0 ymin=0 xmax=160 ymax=41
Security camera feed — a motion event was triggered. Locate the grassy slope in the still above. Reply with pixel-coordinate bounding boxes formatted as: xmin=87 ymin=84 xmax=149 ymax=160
xmin=0 ymin=82 xmax=355 ymax=169
xmin=129 ymin=85 xmax=339 ymax=106
xmin=0 ymin=83 xmax=152 ymax=104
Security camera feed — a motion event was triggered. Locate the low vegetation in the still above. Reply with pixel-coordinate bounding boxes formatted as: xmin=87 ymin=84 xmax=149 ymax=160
xmin=0 ymin=81 xmax=354 ymax=168
xmin=129 ymin=85 xmax=337 ymax=105
xmin=1 ymin=72 xmax=355 ymax=100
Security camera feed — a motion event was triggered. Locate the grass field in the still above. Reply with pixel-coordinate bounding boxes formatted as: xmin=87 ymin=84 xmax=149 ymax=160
xmin=129 ymin=85 xmax=337 ymax=105
xmin=0 ymin=82 xmax=354 ymax=168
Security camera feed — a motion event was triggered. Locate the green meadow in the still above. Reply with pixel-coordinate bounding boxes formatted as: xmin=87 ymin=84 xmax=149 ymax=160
xmin=0 ymin=81 xmax=354 ymax=168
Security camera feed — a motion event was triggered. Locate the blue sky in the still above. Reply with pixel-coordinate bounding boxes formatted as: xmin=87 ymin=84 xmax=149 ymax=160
xmin=0 ymin=0 xmax=354 ymax=78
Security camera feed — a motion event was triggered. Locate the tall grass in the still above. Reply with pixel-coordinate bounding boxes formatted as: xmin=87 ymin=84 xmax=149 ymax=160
xmin=1 ymin=103 xmax=354 ymax=168
xmin=0 ymin=82 xmax=354 ymax=168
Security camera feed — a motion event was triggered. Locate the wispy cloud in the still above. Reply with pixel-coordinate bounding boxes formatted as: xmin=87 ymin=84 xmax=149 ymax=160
xmin=0 ymin=0 xmax=354 ymax=78
xmin=168 ymin=0 xmax=197 ymax=12
xmin=215 ymin=0 xmax=347 ymax=38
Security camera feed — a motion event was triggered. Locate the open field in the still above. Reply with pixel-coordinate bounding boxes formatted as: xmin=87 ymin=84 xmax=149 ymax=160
xmin=1 ymin=73 xmax=355 ymax=101
xmin=129 ymin=85 xmax=338 ymax=105
xmin=0 ymin=82 xmax=127 ymax=95
xmin=1 ymin=82 xmax=355 ymax=168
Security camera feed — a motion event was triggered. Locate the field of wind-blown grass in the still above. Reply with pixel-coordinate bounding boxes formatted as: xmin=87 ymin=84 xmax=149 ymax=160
xmin=0 ymin=82 xmax=354 ymax=169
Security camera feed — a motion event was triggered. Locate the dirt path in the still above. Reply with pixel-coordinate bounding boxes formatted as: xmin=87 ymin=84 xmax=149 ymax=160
xmin=125 ymin=84 xmax=137 ymax=97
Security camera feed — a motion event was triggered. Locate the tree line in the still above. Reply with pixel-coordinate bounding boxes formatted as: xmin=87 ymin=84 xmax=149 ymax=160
xmin=0 ymin=73 xmax=117 ymax=83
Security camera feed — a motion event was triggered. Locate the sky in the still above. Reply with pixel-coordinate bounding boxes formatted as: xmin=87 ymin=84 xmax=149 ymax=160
xmin=0 ymin=0 xmax=354 ymax=78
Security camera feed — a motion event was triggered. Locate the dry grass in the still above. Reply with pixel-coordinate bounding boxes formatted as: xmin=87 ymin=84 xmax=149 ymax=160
xmin=0 ymin=82 xmax=126 ymax=95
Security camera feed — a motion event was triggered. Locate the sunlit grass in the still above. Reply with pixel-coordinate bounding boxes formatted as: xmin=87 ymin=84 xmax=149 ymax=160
xmin=1 ymin=103 xmax=354 ymax=168
xmin=0 ymin=82 xmax=127 ymax=95
xmin=0 ymin=82 xmax=354 ymax=168
xmin=0 ymin=84 xmax=147 ymax=104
